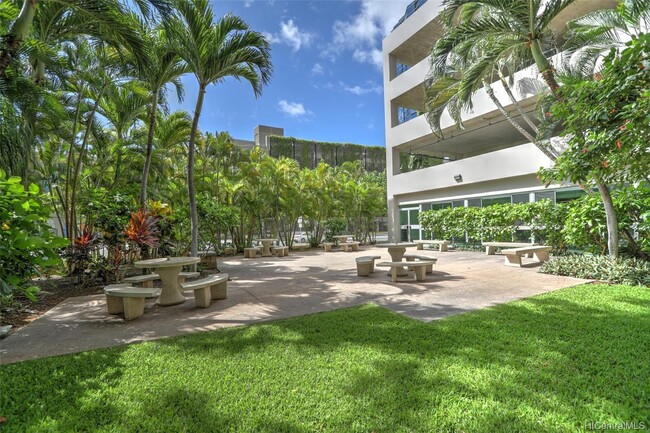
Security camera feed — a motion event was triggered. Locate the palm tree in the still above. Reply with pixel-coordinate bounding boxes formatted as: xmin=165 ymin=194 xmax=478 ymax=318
xmin=0 ymin=0 xmax=169 ymax=79
xmin=426 ymin=0 xmax=621 ymax=257
xmin=563 ymin=0 xmax=650 ymax=75
xmin=167 ymin=0 xmax=272 ymax=259
xmin=97 ymin=81 xmax=149 ymax=187
xmin=136 ymin=26 xmax=187 ymax=209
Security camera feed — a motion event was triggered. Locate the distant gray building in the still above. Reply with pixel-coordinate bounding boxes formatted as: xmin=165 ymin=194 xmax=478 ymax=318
xmin=233 ymin=125 xmax=385 ymax=172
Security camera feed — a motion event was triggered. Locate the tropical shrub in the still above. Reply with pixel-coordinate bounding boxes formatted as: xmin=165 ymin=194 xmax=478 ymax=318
xmin=0 ymin=171 xmax=68 ymax=300
xmin=540 ymin=255 xmax=650 ymax=287
xmin=323 ymin=217 xmax=347 ymax=243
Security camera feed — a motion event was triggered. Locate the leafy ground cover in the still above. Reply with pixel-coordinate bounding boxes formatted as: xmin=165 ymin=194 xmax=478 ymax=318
xmin=1 ymin=284 xmax=648 ymax=432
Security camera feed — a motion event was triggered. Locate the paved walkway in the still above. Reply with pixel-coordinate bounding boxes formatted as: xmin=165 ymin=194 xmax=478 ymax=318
xmin=0 ymin=247 xmax=587 ymax=364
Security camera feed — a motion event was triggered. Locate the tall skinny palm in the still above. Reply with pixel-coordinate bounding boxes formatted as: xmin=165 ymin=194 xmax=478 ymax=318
xmin=168 ymin=0 xmax=272 ymax=259
xmin=137 ymin=27 xmax=186 ymax=209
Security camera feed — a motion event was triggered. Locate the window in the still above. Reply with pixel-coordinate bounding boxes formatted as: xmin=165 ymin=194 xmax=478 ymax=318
xmin=482 ymin=196 xmax=512 ymax=207
xmin=398 ymin=107 xmax=419 ymax=124
xmin=430 ymin=202 xmax=452 ymax=210
xmin=556 ymin=189 xmax=586 ymax=203
xmin=452 ymin=200 xmax=465 ymax=208
xmin=535 ymin=191 xmax=555 ymax=203
xmin=512 ymin=194 xmax=530 ymax=204
xmin=467 ymin=199 xmax=481 ymax=208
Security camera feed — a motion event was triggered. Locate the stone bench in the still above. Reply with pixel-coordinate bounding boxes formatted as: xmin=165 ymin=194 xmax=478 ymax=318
xmin=501 ymin=246 xmax=552 ymax=267
xmin=355 ymin=255 xmax=382 ymax=276
xmin=323 ymin=242 xmax=335 ymax=252
xmin=272 ymin=246 xmax=289 ymax=257
xmin=403 ymin=254 xmax=438 ymax=274
xmin=103 ymin=284 xmax=160 ymax=321
xmin=376 ymin=261 xmax=436 ymax=283
xmin=180 ymin=273 xmax=230 ymax=308
xmin=199 ymin=251 xmax=218 ymax=268
xmin=244 ymin=247 xmax=261 ymax=258
xmin=123 ymin=273 xmax=159 ymax=288
xmin=415 ymin=240 xmax=450 ymax=252
xmin=178 ymin=271 xmax=200 ymax=284
xmin=482 ymin=242 xmax=538 ymax=256
xmin=340 ymin=241 xmax=360 ymax=252
xmin=292 ymin=243 xmax=310 ymax=251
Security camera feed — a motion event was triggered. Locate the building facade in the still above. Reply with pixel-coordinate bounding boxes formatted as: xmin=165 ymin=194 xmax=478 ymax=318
xmin=233 ymin=125 xmax=385 ymax=172
xmin=382 ymin=0 xmax=617 ymax=242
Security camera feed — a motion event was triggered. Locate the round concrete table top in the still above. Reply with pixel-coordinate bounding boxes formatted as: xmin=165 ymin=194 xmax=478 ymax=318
xmin=375 ymin=243 xmax=417 ymax=248
xmin=134 ymin=256 xmax=200 ymax=268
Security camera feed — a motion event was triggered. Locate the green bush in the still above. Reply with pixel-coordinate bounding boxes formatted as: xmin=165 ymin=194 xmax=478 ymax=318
xmin=540 ymin=255 xmax=650 ymax=287
xmin=0 ymin=170 xmax=69 ymax=300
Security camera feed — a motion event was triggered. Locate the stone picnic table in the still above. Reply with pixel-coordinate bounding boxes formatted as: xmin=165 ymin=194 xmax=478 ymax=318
xmin=376 ymin=242 xmax=417 ymax=276
xmin=134 ymin=256 xmax=200 ymax=306
xmin=256 ymin=239 xmax=277 ymax=257
xmin=334 ymin=235 xmax=351 ymax=244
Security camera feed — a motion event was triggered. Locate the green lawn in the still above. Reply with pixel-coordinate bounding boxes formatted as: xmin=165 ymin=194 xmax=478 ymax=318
xmin=1 ymin=284 xmax=649 ymax=432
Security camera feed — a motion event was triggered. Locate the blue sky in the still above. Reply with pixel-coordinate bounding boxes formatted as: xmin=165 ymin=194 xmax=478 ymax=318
xmin=168 ymin=0 xmax=411 ymax=147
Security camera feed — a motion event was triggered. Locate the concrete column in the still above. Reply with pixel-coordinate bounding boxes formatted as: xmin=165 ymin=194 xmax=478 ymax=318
xmin=387 ymin=197 xmax=400 ymax=243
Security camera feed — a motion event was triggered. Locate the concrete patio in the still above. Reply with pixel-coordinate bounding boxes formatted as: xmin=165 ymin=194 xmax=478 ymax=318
xmin=0 ymin=246 xmax=588 ymax=364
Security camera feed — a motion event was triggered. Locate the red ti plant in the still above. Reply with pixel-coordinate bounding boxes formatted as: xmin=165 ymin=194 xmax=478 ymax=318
xmin=125 ymin=209 xmax=160 ymax=257
xmin=69 ymin=225 xmax=100 ymax=281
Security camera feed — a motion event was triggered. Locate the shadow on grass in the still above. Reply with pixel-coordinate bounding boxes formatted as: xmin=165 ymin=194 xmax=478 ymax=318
xmin=1 ymin=285 xmax=648 ymax=432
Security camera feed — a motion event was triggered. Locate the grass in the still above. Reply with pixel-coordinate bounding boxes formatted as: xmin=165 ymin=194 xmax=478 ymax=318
xmin=1 ymin=284 xmax=649 ymax=432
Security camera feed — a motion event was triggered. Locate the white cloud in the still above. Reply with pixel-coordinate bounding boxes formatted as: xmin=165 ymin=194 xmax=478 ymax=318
xmin=352 ymin=48 xmax=383 ymax=68
xmin=278 ymin=100 xmax=307 ymax=116
xmin=244 ymin=0 xmax=253 ymax=7
xmin=311 ymin=63 xmax=324 ymax=75
xmin=267 ymin=20 xmax=314 ymax=52
xmin=341 ymin=82 xmax=382 ymax=95
xmin=325 ymin=0 xmax=410 ymax=68
xmin=262 ymin=31 xmax=281 ymax=44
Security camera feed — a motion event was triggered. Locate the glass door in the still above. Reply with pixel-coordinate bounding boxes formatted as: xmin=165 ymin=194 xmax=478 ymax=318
xmin=399 ymin=207 xmax=420 ymax=242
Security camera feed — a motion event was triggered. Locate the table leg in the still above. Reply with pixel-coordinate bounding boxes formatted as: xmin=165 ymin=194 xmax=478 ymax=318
xmin=387 ymin=247 xmax=409 ymax=276
xmin=261 ymin=242 xmax=273 ymax=257
xmin=156 ymin=267 xmax=186 ymax=306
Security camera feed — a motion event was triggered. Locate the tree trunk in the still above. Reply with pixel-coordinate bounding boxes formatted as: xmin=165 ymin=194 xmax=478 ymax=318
xmin=70 ymin=83 xmax=106 ymax=240
xmin=497 ymin=70 xmax=538 ymax=134
xmin=597 ymin=182 xmax=618 ymax=258
xmin=64 ymin=82 xmax=85 ymax=240
xmin=483 ymin=81 xmax=557 ymax=161
xmin=140 ymin=90 xmax=158 ymax=209
xmin=188 ymin=84 xmax=206 ymax=262
xmin=531 ymin=39 xmax=560 ymax=95
xmin=0 ymin=0 xmax=38 ymax=78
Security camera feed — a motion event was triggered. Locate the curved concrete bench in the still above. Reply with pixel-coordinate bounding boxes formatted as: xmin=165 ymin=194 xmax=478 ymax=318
xmin=323 ymin=242 xmax=335 ymax=252
xmin=376 ymin=261 xmax=435 ymax=283
xmin=104 ymin=285 xmax=160 ymax=320
xmin=355 ymin=255 xmax=382 ymax=276
xmin=482 ymin=242 xmax=538 ymax=256
xmin=181 ymin=273 xmax=229 ymax=307
xmin=403 ymin=254 xmax=438 ymax=274
xmin=501 ymin=246 xmax=552 ymax=267
xmin=273 ymin=246 xmax=289 ymax=257
xmin=415 ymin=240 xmax=449 ymax=252
xmin=244 ymin=247 xmax=261 ymax=258
xmin=340 ymin=241 xmax=361 ymax=252
xmin=123 ymin=273 xmax=159 ymax=288
xmin=178 ymin=271 xmax=200 ymax=284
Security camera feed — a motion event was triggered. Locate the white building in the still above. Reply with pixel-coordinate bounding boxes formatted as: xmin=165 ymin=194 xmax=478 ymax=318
xmin=382 ymin=0 xmax=617 ymax=242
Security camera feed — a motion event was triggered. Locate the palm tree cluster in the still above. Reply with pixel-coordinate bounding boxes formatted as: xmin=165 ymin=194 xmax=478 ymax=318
xmin=1 ymin=0 xmax=274 ymax=259
xmin=424 ymin=0 xmax=649 ymax=257
xmin=1 ymin=0 xmax=386 ymax=275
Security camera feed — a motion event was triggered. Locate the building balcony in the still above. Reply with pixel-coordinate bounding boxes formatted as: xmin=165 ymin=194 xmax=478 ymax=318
xmin=388 ymin=142 xmax=553 ymax=197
